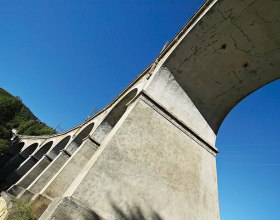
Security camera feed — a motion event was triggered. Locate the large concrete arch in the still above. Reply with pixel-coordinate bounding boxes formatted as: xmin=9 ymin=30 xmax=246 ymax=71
xmin=2 ymin=1 xmax=280 ymax=219
xmin=45 ymin=1 xmax=278 ymax=219
xmin=160 ymin=0 xmax=280 ymax=135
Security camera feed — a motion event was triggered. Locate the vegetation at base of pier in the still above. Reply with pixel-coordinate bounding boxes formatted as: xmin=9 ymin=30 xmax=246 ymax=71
xmin=7 ymin=197 xmax=37 ymax=220
xmin=0 ymin=88 xmax=56 ymax=153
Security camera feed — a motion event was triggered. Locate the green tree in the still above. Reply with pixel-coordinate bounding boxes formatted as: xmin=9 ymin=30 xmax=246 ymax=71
xmin=0 ymin=88 xmax=56 ymax=153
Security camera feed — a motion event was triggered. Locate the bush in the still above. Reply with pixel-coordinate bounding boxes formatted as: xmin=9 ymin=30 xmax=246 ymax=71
xmin=7 ymin=198 xmax=37 ymax=220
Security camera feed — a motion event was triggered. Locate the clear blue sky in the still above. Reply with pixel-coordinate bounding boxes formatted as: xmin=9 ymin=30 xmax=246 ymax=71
xmin=0 ymin=1 xmax=279 ymax=219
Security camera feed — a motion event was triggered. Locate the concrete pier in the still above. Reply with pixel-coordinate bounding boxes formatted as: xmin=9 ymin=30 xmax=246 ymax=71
xmin=1 ymin=0 xmax=279 ymax=219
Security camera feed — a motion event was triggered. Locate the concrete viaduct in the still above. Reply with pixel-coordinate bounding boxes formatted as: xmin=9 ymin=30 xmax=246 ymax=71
xmin=0 ymin=0 xmax=279 ymax=219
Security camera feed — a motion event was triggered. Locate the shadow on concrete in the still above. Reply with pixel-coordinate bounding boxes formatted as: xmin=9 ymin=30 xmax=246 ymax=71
xmin=111 ymin=203 xmax=162 ymax=220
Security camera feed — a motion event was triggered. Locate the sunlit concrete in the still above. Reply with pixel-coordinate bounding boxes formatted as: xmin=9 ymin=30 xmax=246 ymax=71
xmin=1 ymin=0 xmax=279 ymax=219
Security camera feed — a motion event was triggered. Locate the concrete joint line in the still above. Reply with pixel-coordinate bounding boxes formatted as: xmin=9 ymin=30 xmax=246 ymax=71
xmin=31 ymin=155 xmax=39 ymax=161
xmin=140 ymin=91 xmax=218 ymax=155
xmin=61 ymin=149 xmax=71 ymax=157
xmin=44 ymin=154 xmax=53 ymax=162
xmin=87 ymin=135 xmax=101 ymax=146
xmin=39 ymin=192 xmax=53 ymax=202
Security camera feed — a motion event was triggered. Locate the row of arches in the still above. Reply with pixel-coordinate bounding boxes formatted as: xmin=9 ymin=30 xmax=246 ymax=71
xmin=1 ymin=87 xmax=139 ymax=191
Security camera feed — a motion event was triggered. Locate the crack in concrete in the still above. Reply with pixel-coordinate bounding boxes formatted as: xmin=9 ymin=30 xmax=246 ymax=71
xmin=230 ymin=34 xmax=253 ymax=54
xmin=255 ymin=11 xmax=274 ymax=24
xmin=231 ymin=21 xmax=253 ymax=44
xmin=209 ymin=70 xmax=244 ymax=100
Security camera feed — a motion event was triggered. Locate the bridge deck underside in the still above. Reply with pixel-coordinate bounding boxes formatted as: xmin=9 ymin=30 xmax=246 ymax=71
xmin=164 ymin=0 xmax=280 ymax=133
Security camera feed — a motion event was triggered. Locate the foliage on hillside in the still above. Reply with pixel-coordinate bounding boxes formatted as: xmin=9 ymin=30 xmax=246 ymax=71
xmin=0 ymin=88 xmax=56 ymax=153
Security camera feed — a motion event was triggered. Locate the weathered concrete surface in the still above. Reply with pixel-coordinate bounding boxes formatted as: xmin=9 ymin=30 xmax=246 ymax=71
xmin=39 ymin=197 xmax=104 ymax=220
xmin=145 ymin=66 xmax=216 ymax=145
xmin=15 ymin=156 xmax=52 ymax=190
xmin=163 ymin=0 xmax=280 ymax=133
xmin=41 ymin=139 xmax=99 ymax=199
xmin=66 ymin=98 xmax=219 ymax=220
xmin=27 ymin=152 xmax=70 ymax=195
xmin=2 ymin=0 xmax=280 ymax=219
xmin=31 ymin=194 xmax=52 ymax=218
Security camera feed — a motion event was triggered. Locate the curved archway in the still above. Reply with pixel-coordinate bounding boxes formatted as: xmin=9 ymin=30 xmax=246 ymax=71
xmin=93 ymin=88 xmax=138 ymax=143
xmin=34 ymin=141 xmax=53 ymax=160
xmin=4 ymin=142 xmax=53 ymax=187
xmin=160 ymin=0 xmax=280 ymax=134
xmin=216 ymin=80 xmax=280 ymax=220
xmin=0 ymin=142 xmax=25 ymax=169
xmin=66 ymin=123 xmax=95 ymax=154
xmin=0 ymin=143 xmax=38 ymax=183
xmin=48 ymin=136 xmax=71 ymax=159
xmin=20 ymin=143 xmax=38 ymax=159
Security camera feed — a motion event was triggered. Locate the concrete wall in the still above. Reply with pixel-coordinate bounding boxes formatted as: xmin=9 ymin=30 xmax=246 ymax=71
xmin=145 ymin=66 xmax=216 ymax=146
xmin=1 ymin=0 xmax=280 ymax=219
xmin=65 ymin=97 xmax=219 ymax=220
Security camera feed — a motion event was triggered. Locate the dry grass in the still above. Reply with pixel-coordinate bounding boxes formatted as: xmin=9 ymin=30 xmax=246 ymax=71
xmin=7 ymin=197 xmax=37 ymax=220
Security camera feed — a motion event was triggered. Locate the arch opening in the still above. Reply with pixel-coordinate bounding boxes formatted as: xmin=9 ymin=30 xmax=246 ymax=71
xmin=93 ymin=88 xmax=138 ymax=143
xmin=0 ymin=143 xmax=38 ymax=182
xmin=34 ymin=141 xmax=53 ymax=160
xmin=66 ymin=122 xmax=95 ymax=154
xmin=20 ymin=143 xmax=38 ymax=159
xmin=48 ymin=136 xmax=70 ymax=159
xmin=216 ymin=80 xmax=280 ymax=220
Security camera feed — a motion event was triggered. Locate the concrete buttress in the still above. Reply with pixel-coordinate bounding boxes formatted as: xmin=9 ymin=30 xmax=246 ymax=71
xmin=0 ymin=0 xmax=279 ymax=219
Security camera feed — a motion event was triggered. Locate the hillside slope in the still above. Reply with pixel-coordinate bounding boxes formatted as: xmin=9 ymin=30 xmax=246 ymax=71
xmin=0 ymin=88 xmax=56 ymax=153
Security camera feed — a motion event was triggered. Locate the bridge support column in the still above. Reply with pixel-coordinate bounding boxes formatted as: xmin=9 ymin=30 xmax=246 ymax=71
xmin=42 ymin=86 xmax=220 ymax=220
xmin=39 ymin=197 xmax=102 ymax=220
xmin=7 ymin=155 xmax=53 ymax=196
xmin=31 ymin=138 xmax=99 ymax=216
xmin=5 ymin=155 xmax=39 ymax=186
xmin=42 ymin=138 xmax=99 ymax=197
xmin=0 ymin=154 xmax=27 ymax=181
xmin=24 ymin=151 xmax=71 ymax=197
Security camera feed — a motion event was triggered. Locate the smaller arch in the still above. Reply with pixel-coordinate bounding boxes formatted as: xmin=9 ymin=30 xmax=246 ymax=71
xmin=66 ymin=122 xmax=95 ymax=154
xmin=34 ymin=141 xmax=53 ymax=160
xmin=0 ymin=142 xmax=25 ymax=169
xmin=93 ymin=88 xmax=138 ymax=143
xmin=20 ymin=143 xmax=38 ymax=159
xmin=9 ymin=142 xmax=25 ymax=156
xmin=0 ymin=143 xmax=38 ymax=180
xmin=48 ymin=136 xmax=71 ymax=159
